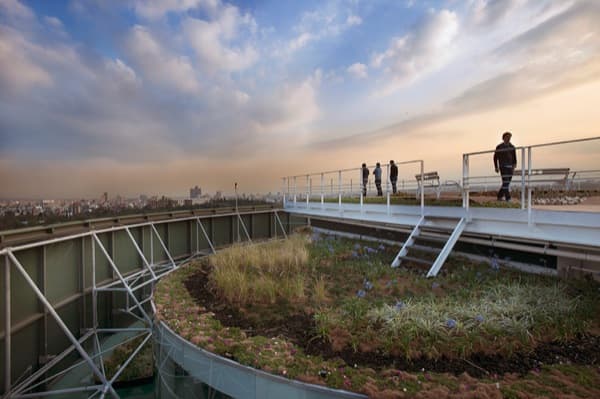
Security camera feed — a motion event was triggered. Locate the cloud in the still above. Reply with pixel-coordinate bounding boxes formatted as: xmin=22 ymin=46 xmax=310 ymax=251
xmin=492 ymin=0 xmax=600 ymax=69
xmin=183 ymin=5 xmax=258 ymax=73
xmin=248 ymin=70 xmax=322 ymax=133
xmin=133 ymin=0 xmax=219 ymax=20
xmin=370 ymin=9 xmax=459 ymax=95
xmin=282 ymin=3 xmax=363 ymax=55
xmin=346 ymin=15 xmax=362 ymax=26
xmin=0 ymin=27 xmax=53 ymax=93
xmin=466 ymin=0 xmax=524 ymax=28
xmin=347 ymin=62 xmax=368 ymax=79
xmin=0 ymin=0 xmax=34 ymax=20
xmin=125 ymin=25 xmax=201 ymax=93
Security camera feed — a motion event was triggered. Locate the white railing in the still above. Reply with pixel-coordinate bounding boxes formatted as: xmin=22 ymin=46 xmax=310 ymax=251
xmin=462 ymin=136 xmax=600 ymax=221
xmin=282 ymin=160 xmax=425 ymax=216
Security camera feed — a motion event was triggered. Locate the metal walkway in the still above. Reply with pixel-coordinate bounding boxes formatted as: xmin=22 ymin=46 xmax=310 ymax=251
xmin=285 ymin=200 xmax=600 ymax=275
xmin=282 ymin=137 xmax=600 ymax=276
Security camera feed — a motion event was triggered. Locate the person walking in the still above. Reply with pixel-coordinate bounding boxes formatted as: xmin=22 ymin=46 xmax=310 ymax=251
xmin=361 ymin=163 xmax=369 ymax=196
xmin=493 ymin=131 xmax=517 ymax=201
xmin=374 ymin=162 xmax=383 ymax=196
xmin=390 ymin=160 xmax=398 ymax=194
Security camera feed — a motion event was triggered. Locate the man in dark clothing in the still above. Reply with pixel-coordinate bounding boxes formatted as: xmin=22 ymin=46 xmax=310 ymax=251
xmin=390 ymin=160 xmax=398 ymax=194
xmin=493 ymin=132 xmax=517 ymax=201
xmin=361 ymin=163 xmax=369 ymax=196
xmin=374 ymin=162 xmax=383 ymax=196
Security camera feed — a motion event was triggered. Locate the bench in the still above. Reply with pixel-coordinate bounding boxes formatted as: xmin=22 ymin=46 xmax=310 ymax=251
xmin=415 ymin=171 xmax=441 ymax=199
xmin=512 ymin=168 xmax=571 ymax=191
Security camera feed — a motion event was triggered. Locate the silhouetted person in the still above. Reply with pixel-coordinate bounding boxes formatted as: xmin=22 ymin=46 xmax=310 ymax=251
xmin=493 ymin=131 xmax=517 ymax=201
xmin=361 ymin=163 xmax=369 ymax=196
xmin=390 ymin=160 xmax=398 ymax=194
xmin=374 ymin=162 xmax=383 ymax=196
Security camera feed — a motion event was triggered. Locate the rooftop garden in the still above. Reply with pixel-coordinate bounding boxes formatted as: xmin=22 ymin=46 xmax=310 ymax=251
xmin=153 ymin=231 xmax=600 ymax=398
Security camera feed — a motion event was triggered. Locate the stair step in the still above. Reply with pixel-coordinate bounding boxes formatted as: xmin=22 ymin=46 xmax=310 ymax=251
xmin=413 ymin=235 xmax=447 ymax=245
xmin=409 ymin=244 xmax=442 ymax=254
xmin=399 ymin=255 xmax=434 ymax=266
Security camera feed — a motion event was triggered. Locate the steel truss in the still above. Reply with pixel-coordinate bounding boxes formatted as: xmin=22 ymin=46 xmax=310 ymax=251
xmin=1 ymin=210 xmax=288 ymax=398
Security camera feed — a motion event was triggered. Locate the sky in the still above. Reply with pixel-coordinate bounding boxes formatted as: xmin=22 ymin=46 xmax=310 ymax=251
xmin=1 ymin=0 xmax=599 ymax=199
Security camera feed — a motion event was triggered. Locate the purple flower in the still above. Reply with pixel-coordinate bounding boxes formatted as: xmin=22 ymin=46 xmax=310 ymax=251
xmin=394 ymin=301 xmax=405 ymax=311
xmin=364 ymin=280 xmax=373 ymax=291
xmin=491 ymin=257 xmax=499 ymax=270
xmin=364 ymin=246 xmax=377 ymax=254
xmin=475 ymin=315 xmax=484 ymax=323
xmin=351 ymin=251 xmax=359 ymax=259
xmin=356 ymin=289 xmax=366 ymax=298
xmin=446 ymin=319 xmax=457 ymax=329
xmin=378 ymin=244 xmax=386 ymax=251
xmin=431 ymin=282 xmax=440 ymax=289
xmin=353 ymin=243 xmax=361 ymax=250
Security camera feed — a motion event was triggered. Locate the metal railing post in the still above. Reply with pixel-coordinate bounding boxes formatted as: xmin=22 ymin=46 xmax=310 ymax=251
xmin=282 ymin=178 xmax=286 ymax=207
xmin=528 ymin=146 xmax=533 ymax=226
xmin=521 ymin=148 xmax=526 ymax=209
xmin=320 ymin=173 xmax=324 ymax=210
xmin=306 ymin=174 xmax=310 ymax=208
xmin=386 ymin=164 xmax=390 ymax=194
xmin=420 ymin=161 xmax=425 ymax=216
xmin=5 ymin=254 xmax=11 ymax=393
xmin=338 ymin=170 xmax=342 ymax=211
xmin=293 ymin=176 xmax=297 ymax=208
xmin=462 ymin=154 xmax=469 ymax=212
xmin=359 ymin=166 xmax=364 ymax=213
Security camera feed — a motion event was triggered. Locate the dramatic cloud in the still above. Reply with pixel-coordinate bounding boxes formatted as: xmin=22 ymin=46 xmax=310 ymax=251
xmin=313 ymin=1 xmax=600 ymax=149
xmin=347 ymin=63 xmax=368 ymax=79
xmin=125 ymin=25 xmax=200 ymax=93
xmin=183 ymin=5 xmax=258 ymax=73
xmin=0 ymin=27 xmax=53 ymax=93
xmin=371 ymin=9 xmax=459 ymax=95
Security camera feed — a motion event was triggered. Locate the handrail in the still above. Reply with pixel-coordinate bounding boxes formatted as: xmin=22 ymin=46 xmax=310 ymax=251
xmin=464 ymin=136 xmax=600 ymax=156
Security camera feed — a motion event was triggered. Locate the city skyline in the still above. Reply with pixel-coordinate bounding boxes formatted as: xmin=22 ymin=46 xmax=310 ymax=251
xmin=1 ymin=0 xmax=600 ymax=198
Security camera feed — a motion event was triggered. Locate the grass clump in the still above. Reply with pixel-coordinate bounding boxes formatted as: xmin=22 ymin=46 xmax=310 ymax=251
xmin=209 ymin=234 xmax=311 ymax=306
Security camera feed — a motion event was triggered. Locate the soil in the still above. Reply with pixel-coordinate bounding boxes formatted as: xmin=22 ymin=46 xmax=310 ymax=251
xmin=184 ymin=267 xmax=600 ymax=378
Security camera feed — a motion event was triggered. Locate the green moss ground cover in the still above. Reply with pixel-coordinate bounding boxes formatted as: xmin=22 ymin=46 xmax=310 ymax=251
xmin=153 ymin=233 xmax=600 ymax=398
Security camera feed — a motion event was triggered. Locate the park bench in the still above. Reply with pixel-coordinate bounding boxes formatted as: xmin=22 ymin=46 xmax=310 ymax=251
xmin=512 ymin=168 xmax=572 ymax=191
xmin=415 ymin=171 xmax=441 ymax=199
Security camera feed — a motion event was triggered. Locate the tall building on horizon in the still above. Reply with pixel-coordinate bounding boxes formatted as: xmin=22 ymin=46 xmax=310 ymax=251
xmin=190 ymin=185 xmax=201 ymax=199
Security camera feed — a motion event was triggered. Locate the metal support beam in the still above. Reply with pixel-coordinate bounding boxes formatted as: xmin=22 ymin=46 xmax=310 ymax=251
xmin=196 ymin=219 xmax=216 ymax=254
xmin=274 ymin=211 xmax=288 ymax=239
xmin=237 ymin=214 xmax=252 ymax=243
xmin=125 ymin=227 xmax=157 ymax=280
xmin=150 ymin=224 xmax=176 ymax=268
xmin=92 ymin=234 xmax=151 ymax=325
xmin=5 ymin=250 xmax=117 ymax=399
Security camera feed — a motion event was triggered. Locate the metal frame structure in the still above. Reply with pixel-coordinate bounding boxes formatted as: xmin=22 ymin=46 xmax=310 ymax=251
xmin=0 ymin=209 xmax=289 ymax=398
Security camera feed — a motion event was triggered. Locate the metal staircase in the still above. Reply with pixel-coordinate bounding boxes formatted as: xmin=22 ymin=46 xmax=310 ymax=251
xmin=391 ymin=216 xmax=467 ymax=277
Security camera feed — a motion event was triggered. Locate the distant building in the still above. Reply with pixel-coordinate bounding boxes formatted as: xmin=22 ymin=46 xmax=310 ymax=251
xmin=183 ymin=199 xmax=193 ymax=207
xmin=190 ymin=185 xmax=202 ymax=199
xmin=102 ymin=192 xmax=108 ymax=203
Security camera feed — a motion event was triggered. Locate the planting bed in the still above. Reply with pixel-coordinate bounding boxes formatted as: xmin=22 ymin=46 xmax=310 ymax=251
xmin=154 ymin=232 xmax=600 ymax=398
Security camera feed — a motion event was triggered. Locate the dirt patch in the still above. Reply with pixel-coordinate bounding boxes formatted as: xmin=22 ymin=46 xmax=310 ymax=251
xmin=184 ymin=267 xmax=600 ymax=378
